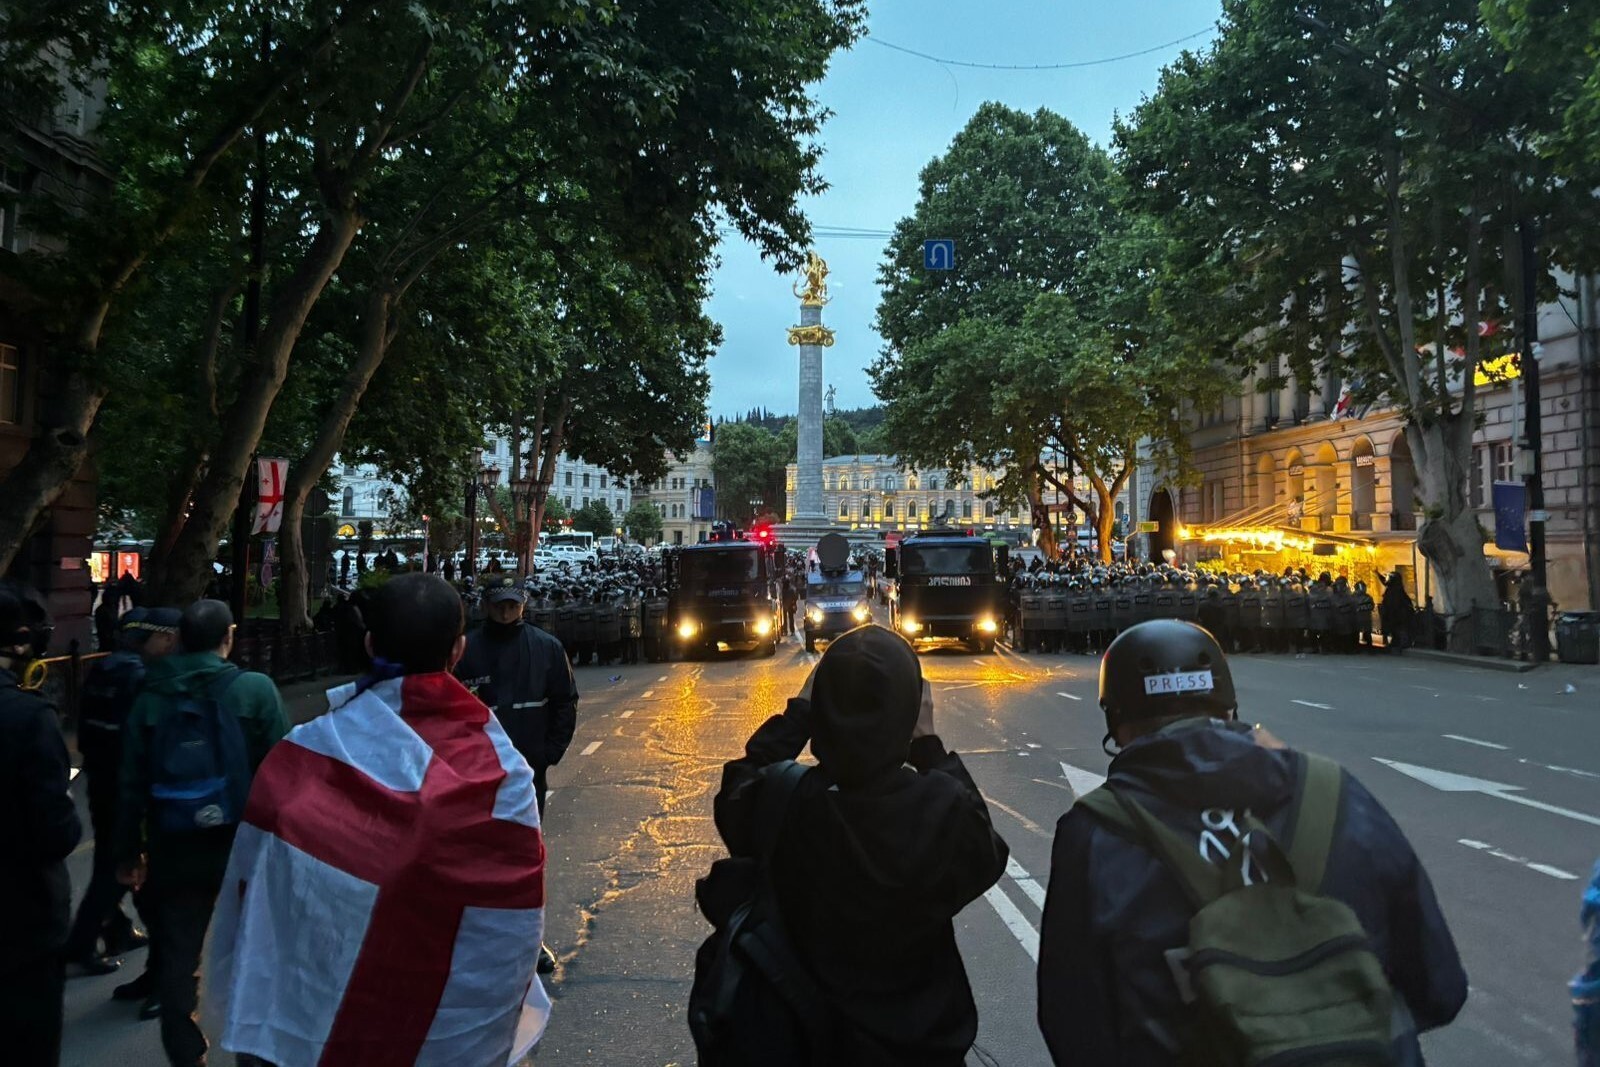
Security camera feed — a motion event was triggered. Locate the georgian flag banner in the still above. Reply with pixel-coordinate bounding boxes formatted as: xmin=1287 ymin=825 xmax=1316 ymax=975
xmin=252 ymin=456 xmax=289 ymax=535
xmin=205 ymin=674 xmax=550 ymax=1066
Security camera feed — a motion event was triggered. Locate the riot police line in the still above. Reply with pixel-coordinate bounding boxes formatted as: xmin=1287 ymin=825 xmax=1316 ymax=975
xmin=1009 ymin=563 xmax=1381 ymax=656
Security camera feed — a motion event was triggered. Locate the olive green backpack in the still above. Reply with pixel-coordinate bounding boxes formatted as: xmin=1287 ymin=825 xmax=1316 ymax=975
xmin=1075 ymin=755 xmax=1398 ymax=1066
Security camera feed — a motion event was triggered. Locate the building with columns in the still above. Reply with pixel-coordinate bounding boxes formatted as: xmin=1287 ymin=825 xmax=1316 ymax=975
xmin=1142 ymin=275 xmax=1599 ymax=611
xmin=634 ymin=442 xmax=715 ymax=545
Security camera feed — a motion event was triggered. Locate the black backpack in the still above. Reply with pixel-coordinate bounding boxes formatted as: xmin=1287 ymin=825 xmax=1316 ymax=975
xmin=689 ymin=760 xmax=832 ymax=1065
xmin=148 ymin=670 xmax=249 ymax=835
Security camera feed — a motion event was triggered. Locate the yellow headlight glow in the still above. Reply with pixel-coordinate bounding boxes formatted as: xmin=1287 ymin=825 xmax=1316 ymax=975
xmin=978 ymin=617 xmax=998 ymax=633
xmin=900 ymin=618 xmax=922 ymax=634
xmin=753 ymin=617 xmax=773 ymax=637
xmin=677 ymin=620 xmax=698 ymax=639
xmin=852 ymin=604 xmax=870 ymax=623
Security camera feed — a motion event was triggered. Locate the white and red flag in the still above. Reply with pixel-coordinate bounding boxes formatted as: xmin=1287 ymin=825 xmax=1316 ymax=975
xmin=205 ymin=673 xmax=550 ymax=1066
xmin=252 ymin=457 xmax=289 ymax=535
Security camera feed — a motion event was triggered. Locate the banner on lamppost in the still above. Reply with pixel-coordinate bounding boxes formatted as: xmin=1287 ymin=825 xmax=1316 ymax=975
xmin=253 ymin=457 xmax=290 ymax=534
xmin=1492 ymin=480 xmax=1527 ymax=552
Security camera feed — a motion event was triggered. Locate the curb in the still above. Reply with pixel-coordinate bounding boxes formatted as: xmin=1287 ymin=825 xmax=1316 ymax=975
xmin=1400 ymin=648 xmax=1539 ymax=673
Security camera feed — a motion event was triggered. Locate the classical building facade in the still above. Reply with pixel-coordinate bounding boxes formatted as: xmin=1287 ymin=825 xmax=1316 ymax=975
xmin=635 ymin=442 xmax=715 ymax=545
xmin=1145 ymin=275 xmax=1600 ymax=611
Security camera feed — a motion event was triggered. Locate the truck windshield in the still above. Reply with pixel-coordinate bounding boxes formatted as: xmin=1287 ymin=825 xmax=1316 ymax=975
xmin=902 ymin=544 xmax=992 ymax=577
xmin=809 ymin=580 xmax=864 ymax=597
xmin=680 ymin=550 xmax=761 ymax=585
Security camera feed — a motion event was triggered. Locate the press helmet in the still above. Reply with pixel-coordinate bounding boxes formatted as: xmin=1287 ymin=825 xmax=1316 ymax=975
xmin=1098 ymin=619 xmax=1237 ymax=735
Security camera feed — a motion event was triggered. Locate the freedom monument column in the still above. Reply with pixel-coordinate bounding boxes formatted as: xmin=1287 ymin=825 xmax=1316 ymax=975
xmin=777 ymin=251 xmax=841 ymax=542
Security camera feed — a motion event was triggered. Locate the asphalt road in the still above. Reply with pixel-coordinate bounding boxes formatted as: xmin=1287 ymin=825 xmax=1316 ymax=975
xmin=58 ymin=628 xmax=1597 ymax=1066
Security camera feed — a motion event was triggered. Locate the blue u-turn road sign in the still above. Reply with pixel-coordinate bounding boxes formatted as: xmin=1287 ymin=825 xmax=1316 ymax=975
xmin=923 ymin=239 xmax=956 ymax=270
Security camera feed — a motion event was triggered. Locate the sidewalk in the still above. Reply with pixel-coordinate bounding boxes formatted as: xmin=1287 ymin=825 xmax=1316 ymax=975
xmin=278 ymin=672 xmax=357 ymax=725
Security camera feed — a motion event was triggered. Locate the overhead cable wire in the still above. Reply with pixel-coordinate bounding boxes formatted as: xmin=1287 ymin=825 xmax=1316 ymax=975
xmin=865 ymin=27 xmax=1214 ymax=71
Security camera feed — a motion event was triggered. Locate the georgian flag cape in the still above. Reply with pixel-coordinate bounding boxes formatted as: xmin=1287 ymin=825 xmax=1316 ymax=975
xmin=204 ymin=673 xmax=550 ymax=1066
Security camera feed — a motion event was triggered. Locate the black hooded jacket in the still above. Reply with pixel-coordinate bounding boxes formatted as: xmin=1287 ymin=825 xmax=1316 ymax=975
xmin=713 ymin=628 xmax=1009 ymax=1066
xmin=1037 ymin=719 xmax=1466 ymax=1066
xmin=455 ymin=618 xmax=578 ymax=769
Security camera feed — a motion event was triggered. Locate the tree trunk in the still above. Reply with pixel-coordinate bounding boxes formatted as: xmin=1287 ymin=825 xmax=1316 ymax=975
xmin=156 ymin=209 xmax=361 ymax=605
xmin=0 ymin=363 xmax=108 ymax=574
xmin=1024 ymin=464 xmax=1056 ymax=557
xmin=277 ymin=286 xmax=395 ymax=636
xmin=1410 ymin=420 xmax=1498 ymax=614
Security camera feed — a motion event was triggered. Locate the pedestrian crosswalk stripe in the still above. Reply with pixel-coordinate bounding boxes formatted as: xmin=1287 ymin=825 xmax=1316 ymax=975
xmin=1005 ymin=856 xmax=1047 ymax=910
xmin=621 ymin=710 xmax=634 ymax=719
xmin=580 ymin=741 xmax=603 ymax=756
xmin=982 ymin=885 xmax=1040 ymax=962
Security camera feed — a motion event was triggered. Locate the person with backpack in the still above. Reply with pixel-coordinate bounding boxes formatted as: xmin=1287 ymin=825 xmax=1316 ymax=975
xmin=695 ymin=624 xmax=1009 ymax=1066
xmin=113 ymin=600 xmax=288 ymax=1067
xmin=64 ymin=608 xmax=180 ymax=1005
xmin=1037 ymin=619 xmax=1467 ymax=1066
xmin=0 ymin=582 xmax=80 ymax=1067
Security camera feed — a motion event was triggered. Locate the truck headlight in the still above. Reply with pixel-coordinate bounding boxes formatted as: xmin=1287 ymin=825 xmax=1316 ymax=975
xmin=852 ymin=603 xmax=870 ymax=623
xmin=901 ymin=617 xmax=922 ymax=634
xmin=753 ymin=617 xmax=772 ymax=637
xmin=677 ymin=619 xmax=699 ymax=640
xmin=977 ymin=617 xmax=998 ymax=633
xmin=807 ymin=606 xmax=824 ymax=625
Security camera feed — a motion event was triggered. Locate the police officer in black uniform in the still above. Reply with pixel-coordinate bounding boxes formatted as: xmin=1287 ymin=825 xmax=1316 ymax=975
xmin=63 ymin=608 xmax=181 ymax=998
xmin=455 ymin=576 xmax=578 ymax=974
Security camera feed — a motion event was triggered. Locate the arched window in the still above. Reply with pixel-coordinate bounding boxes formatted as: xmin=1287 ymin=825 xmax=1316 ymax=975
xmin=884 ymin=500 xmax=895 ymax=519
xmin=838 ymin=499 xmax=849 ymax=519
xmin=884 ymin=475 xmax=897 ymax=492
xmin=962 ymin=500 xmax=973 ymax=519
xmin=838 ymin=475 xmax=849 ymax=492
xmin=945 ymin=498 xmax=956 ymax=519
xmin=908 ymin=474 xmax=919 ymax=491
xmin=861 ymin=500 xmax=871 ymax=518
xmin=928 ymin=475 xmax=941 ymax=492
xmin=908 ymin=500 xmax=919 ymax=519
xmin=985 ymin=499 xmax=996 ymax=518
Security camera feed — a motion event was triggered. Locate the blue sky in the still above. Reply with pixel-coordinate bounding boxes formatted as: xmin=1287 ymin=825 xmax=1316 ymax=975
xmin=705 ymin=0 xmax=1223 ymax=419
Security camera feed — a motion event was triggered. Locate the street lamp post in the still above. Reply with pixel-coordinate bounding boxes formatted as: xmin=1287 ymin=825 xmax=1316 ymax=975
xmin=463 ymin=448 xmax=500 ymax=585
xmin=510 ymin=474 xmax=536 ymax=575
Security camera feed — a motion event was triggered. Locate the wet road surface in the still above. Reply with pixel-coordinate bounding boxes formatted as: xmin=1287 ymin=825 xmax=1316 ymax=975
xmin=58 ymin=631 xmax=1598 ymax=1066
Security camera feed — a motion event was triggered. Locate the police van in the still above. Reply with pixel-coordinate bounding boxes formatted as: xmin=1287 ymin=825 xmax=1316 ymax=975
xmin=666 ymin=530 xmax=782 ymax=658
xmin=803 ymin=533 xmax=872 ymax=653
xmin=886 ymin=528 xmax=1009 ymax=653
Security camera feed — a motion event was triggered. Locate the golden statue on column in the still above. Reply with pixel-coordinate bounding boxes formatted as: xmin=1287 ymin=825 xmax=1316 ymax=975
xmin=793 ymin=251 xmax=831 ymax=307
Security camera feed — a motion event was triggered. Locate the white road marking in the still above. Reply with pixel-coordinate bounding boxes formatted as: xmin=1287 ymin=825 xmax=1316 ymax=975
xmin=1457 ymin=838 xmax=1580 ymax=880
xmin=580 ymin=741 xmax=603 ymax=756
xmin=940 ymin=683 xmax=982 ymax=692
xmin=1376 ymin=758 xmax=1600 ymax=827
xmin=982 ymin=885 xmax=1040 ymax=962
xmin=1005 ymin=856 xmax=1048 ymax=910
xmin=1060 ymin=761 xmax=1108 ymax=798
xmin=620 ymin=710 xmax=635 ymax=719
xmin=1026 ymin=742 xmax=1041 ymax=749
xmin=1517 ymin=758 xmax=1600 ymax=781
xmin=1056 ymin=691 xmax=1083 ymax=701
xmin=1444 ymin=734 xmax=1510 ymax=750
xmin=641 ymin=690 xmax=654 ymax=698
xmin=69 ymin=766 xmax=81 ymax=782
xmin=1291 ymin=699 xmax=1334 ymax=709
xmin=980 ymin=793 xmax=1047 ymax=836
xmin=657 ymin=675 xmax=667 ymax=682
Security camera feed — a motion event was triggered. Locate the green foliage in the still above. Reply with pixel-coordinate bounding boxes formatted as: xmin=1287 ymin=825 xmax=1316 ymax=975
xmin=621 ymin=500 xmax=663 ymax=543
xmin=712 ymin=422 xmax=788 ymax=520
xmin=570 ymin=500 xmax=615 ymax=537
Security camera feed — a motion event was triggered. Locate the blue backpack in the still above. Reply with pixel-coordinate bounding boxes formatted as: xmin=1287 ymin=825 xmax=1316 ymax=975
xmin=148 ymin=670 xmax=251 ymax=835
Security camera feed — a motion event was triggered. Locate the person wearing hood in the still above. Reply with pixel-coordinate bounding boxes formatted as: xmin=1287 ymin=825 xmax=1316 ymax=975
xmin=113 ymin=600 xmax=287 ymax=1067
xmin=1036 ymin=619 xmax=1466 ymax=1065
xmin=453 ymin=574 xmax=577 ymax=974
xmin=712 ymin=625 xmax=1009 ymax=1066
xmin=0 ymin=582 xmax=79 ymax=1066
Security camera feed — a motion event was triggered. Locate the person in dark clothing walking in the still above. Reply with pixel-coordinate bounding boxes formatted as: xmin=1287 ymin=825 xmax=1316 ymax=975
xmin=781 ymin=572 xmax=799 ymax=636
xmin=64 ymin=608 xmax=180 ymax=1000
xmin=455 ymin=574 xmax=577 ymax=973
xmin=115 ymin=600 xmax=288 ymax=1067
xmin=0 ymin=582 xmax=80 ymax=1067
xmin=712 ymin=625 xmax=1009 ymax=1066
xmin=1380 ymin=572 xmax=1415 ymax=650
xmin=1037 ymin=620 xmax=1466 ymax=1065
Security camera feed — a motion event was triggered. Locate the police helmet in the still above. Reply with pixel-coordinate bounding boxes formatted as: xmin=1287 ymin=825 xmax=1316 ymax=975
xmin=1098 ymin=619 xmax=1237 ymax=734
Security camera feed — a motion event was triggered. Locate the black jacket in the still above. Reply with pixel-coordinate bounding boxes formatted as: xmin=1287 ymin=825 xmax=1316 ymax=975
xmin=1038 ymin=719 xmax=1467 ymax=1066
xmin=714 ymin=699 xmax=1009 ymax=1066
xmin=0 ymin=668 xmax=82 ymax=970
xmin=455 ymin=620 xmax=578 ymax=769
xmin=77 ymin=649 xmax=145 ymax=777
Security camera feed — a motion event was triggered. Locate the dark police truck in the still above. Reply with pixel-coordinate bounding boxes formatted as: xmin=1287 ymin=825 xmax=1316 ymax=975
xmin=886 ymin=528 xmax=1009 ymax=654
xmin=803 ymin=533 xmax=872 ymax=653
xmin=667 ymin=531 xmax=782 ymax=659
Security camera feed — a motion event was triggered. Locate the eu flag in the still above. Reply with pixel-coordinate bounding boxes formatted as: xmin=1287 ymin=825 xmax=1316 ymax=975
xmin=1492 ymin=481 xmax=1527 ymax=552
